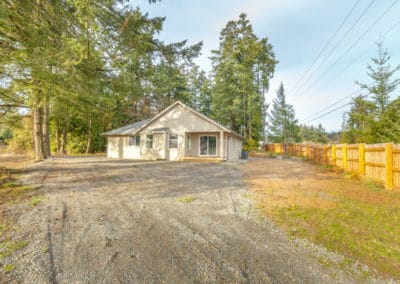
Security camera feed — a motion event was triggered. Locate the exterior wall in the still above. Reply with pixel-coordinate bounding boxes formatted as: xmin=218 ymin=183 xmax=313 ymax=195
xmin=227 ymin=135 xmax=242 ymax=160
xmin=185 ymin=132 xmax=221 ymax=157
xmin=107 ymin=137 xmax=122 ymax=158
xmin=108 ymin=104 xmax=243 ymax=161
xmin=122 ymin=137 xmax=141 ymax=159
xmin=143 ymin=105 xmax=224 ymax=160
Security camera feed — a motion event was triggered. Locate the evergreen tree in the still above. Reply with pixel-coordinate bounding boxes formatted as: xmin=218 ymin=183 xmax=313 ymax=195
xmin=210 ymin=13 xmax=277 ymax=141
xmin=342 ymin=42 xmax=400 ymax=143
xmin=268 ymin=83 xmax=300 ymax=145
xmin=0 ymin=1 xmax=203 ymax=157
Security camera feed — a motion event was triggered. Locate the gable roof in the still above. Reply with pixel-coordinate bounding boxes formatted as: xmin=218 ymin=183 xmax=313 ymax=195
xmin=102 ymin=118 xmax=151 ymax=136
xmin=102 ymin=101 xmax=244 ymax=139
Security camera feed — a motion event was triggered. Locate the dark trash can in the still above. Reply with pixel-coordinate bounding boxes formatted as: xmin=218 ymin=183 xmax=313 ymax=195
xmin=241 ymin=150 xmax=248 ymax=159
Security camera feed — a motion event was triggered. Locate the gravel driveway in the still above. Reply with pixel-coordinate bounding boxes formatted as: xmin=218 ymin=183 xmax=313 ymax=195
xmin=2 ymin=156 xmax=355 ymax=283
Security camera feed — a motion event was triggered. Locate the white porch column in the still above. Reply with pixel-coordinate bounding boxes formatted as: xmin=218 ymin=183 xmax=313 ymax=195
xmin=220 ymin=131 xmax=224 ymax=159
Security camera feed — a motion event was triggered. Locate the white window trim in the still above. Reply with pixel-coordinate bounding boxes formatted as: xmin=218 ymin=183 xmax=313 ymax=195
xmin=199 ymin=135 xmax=217 ymax=156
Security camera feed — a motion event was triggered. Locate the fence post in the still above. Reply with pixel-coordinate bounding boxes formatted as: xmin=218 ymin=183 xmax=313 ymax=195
xmin=385 ymin=143 xmax=394 ymax=190
xmin=358 ymin=143 xmax=365 ymax=176
xmin=323 ymin=145 xmax=328 ymax=165
xmin=331 ymin=144 xmax=336 ymax=167
xmin=343 ymin=144 xmax=348 ymax=171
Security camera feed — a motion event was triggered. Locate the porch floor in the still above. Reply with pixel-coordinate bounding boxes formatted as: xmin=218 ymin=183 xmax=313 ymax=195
xmin=182 ymin=156 xmax=224 ymax=163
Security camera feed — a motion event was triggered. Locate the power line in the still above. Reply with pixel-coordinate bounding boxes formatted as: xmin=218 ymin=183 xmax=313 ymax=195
xmin=328 ymin=17 xmax=400 ymax=79
xmin=301 ymin=88 xmax=361 ymax=121
xmin=289 ymin=0 xmax=361 ymax=94
xmin=312 ymin=0 xmax=400 ymax=85
xmin=302 ymin=101 xmax=352 ymax=124
xmin=290 ymin=0 xmax=376 ymax=97
xmin=300 ymin=12 xmax=400 ymax=126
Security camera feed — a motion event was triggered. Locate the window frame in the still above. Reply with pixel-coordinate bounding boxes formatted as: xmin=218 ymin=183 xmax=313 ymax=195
xmin=199 ymin=135 xmax=217 ymax=156
xmin=145 ymin=134 xmax=153 ymax=149
xmin=128 ymin=135 xmax=140 ymax=147
xmin=168 ymin=133 xmax=178 ymax=149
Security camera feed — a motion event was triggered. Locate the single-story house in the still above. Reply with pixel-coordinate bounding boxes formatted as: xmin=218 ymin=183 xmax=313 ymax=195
xmin=102 ymin=101 xmax=243 ymax=161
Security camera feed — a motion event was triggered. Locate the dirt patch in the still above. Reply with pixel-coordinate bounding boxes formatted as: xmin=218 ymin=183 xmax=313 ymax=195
xmin=0 ymin=156 xmax=363 ymax=282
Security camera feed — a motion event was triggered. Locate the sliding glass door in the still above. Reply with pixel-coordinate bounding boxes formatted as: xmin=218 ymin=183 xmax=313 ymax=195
xmin=200 ymin=135 xmax=217 ymax=156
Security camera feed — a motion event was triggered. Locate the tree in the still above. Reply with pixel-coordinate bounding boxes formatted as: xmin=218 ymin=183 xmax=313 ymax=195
xmin=268 ymin=83 xmax=300 ymax=146
xmin=1 ymin=1 xmax=203 ymax=158
xmin=210 ymin=13 xmax=277 ymax=141
xmin=342 ymin=42 xmax=400 ymax=143
xmin=300 ymin=124 xmax=328 ymax=144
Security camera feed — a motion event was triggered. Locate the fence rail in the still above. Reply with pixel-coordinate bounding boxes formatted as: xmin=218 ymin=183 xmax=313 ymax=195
xmin=265 ymin=143 xmax=400 ymax=190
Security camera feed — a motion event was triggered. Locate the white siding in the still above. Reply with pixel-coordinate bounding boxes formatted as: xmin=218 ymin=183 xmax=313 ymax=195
xmin=108 ymin=103 xmax=243 ymax=161
xmin=122 ymin=137 xmax=141 ymax=159
xmin=142 ymin=105 xmax=223 ymax=160
xmin=107 ymin=137 xmax=121 ymax=158
xmin=228 ymin=135 xmax=242 ymax=160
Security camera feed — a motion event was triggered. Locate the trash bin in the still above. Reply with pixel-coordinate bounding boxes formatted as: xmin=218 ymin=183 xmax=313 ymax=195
xmin=241 ymin=150 xmax=248 ymax=159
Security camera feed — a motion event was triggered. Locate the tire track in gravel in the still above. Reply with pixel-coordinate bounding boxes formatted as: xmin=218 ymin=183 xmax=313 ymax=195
xmin=6 ymin=156 xmax=360 ymax=283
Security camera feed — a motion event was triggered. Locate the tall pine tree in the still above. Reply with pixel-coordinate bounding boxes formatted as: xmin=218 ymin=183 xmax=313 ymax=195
xmin=268 ymin=83 xmax=300 ymax=145
xmin=210 ymin=13 xmax=277 ymax=141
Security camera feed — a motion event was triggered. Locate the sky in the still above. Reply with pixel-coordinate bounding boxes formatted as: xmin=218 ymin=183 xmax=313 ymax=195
xmin=134 ymin=0 xmax=400 ymax=131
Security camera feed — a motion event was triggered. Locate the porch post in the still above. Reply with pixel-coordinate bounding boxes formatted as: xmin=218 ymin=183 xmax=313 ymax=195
xmin=220 ymin=131 xmax=224 ymax=159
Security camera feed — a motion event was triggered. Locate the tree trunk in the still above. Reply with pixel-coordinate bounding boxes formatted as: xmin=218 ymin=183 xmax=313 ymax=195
xmin=33 ymin=95 xmax=45 ymax=161
xmin=56 ymin=124 xmax=61 ymax=154
xmin=42 ymin=95 xmax=51 ymax=157
xmin=61 ymin=129 xmax=67 ymax=154
xmin=85 ymin=117 xmax=92 ymax=154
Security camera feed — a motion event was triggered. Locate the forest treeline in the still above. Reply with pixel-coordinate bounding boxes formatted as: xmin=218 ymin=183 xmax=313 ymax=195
xmin=0 ymin=1 xmax=279 ymax=160
xmin=1 ymin=2 xmax=399 ymax=160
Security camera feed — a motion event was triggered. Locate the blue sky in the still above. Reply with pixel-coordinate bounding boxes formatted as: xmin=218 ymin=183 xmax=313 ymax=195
xmin=134 ymin=0 xmax=400 ymax=131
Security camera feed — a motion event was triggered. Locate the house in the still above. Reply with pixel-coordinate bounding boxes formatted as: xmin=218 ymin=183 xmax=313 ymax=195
xmin=102 ymin=101 xmax=243 ymax=161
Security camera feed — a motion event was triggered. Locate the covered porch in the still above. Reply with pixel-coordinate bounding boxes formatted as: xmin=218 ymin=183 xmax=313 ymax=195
xmin=182 ymin=131 xmax=227 ymax=161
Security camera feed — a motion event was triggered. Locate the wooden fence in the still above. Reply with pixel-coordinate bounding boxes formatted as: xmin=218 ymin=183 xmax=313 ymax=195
xmin=265 ymin=143 xmax=400 ymax=190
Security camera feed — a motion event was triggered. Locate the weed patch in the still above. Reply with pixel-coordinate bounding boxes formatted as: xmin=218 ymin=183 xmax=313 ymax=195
xmin=3 ymin=263 xmax=14 ymax=272
xmin=176 ymin=195 xmax=196 ymax=203
xmin=0 ymin=240 xmax=27 ymax=260
xmin=29 ymin=196 xmax=45 ymax=206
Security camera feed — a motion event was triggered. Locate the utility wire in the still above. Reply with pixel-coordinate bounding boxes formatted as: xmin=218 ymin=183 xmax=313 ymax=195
xmin=301 ymin=88 xmax=361 ymax=121
xmin=329 ymin=17 xmax=400 ymax=79
xmin=290 ymin=0 xmax=376 ymax=97
xmin=312 ymin=0 xmax=400 ymax=85
xmin=303 ymin=101 xmax=352 ymax=124
xmin=299 ymin=16 xmax=400 ymax=125
xmin=289 ymin=0 xmax=361 ymax=94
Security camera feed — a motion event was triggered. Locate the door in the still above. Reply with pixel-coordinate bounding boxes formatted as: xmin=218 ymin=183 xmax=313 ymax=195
xmin=153 ymin=133 xmax=167 ymax=159
xmin=200 ymin=135 xmax=217 ymax=156
xmin=168 ymin=133 xmax=179 ymax=160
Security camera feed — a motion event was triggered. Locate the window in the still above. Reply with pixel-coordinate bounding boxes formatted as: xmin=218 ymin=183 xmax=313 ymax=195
xmin=146 ymin=135 xmax=153 ymax=149
xmin=128 ymin=135 xmax=140 ymax=146
xmin=169 ymin=133 xmax=178 ymax=149
xmin=200 ymin=135 xmax=217 ymax=156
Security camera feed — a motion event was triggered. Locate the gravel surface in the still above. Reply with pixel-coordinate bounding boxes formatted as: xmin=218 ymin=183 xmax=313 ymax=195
xmin=1 ymin=156 xmax=358 ymax=283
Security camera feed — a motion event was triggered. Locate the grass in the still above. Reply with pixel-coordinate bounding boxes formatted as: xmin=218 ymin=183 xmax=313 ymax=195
xmin=0 ymin=240 xmax=28 ymax=261
xmin=29 ymin=196 xmax=44 ymax=206
xmin=255 ymin=175 xmax=400 ymax=279
xmin=3 ymin=263 xmax=14 ymax=272
xmin=242 ymin=192 xmax=255 ymax=200
xmin=176 ymin=195 xmax=197 ymax=203
xmin=0 ymin=176 xmax=40 ymax=206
